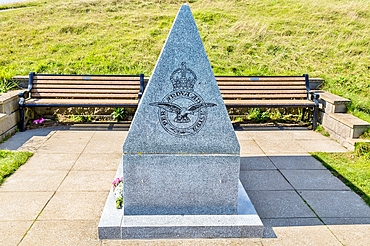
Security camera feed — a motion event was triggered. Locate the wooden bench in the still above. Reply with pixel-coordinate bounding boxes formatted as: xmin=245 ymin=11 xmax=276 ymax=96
xmin=215 ymin=74 xmax=319 ymax=129
xmin=18 ymin=72 xmax=145 ymax=131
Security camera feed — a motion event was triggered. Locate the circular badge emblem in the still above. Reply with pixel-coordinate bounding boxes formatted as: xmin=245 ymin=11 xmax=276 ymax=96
xmin=155 ymin=90 xmax=208 ymax=137
xmin=149 ymin=62 xmax=217 ymax=137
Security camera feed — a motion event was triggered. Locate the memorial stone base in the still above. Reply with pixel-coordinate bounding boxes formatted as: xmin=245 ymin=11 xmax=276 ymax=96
xmin=98 ymin=160 xmax=264 ymax=239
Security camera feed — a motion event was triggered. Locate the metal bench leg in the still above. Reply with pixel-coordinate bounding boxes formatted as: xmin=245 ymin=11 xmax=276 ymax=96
xmin=312 ymin=105 xmax=318 ymax=130
xmin=301 ymin=108 xmax=307 ymax=121
xmin=19 ymin=105 xmax=25 ymax=132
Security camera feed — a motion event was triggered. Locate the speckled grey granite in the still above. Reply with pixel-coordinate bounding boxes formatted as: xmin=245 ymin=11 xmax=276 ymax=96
xmin=122 ymin=4 xmax=241 ymax=216
xmin=123 ymin=4 xmax=239 ymax=155
xmin=124 ymin=154 xmax=240 ymax=215
xmin=98 ymin=173 xmax=264 ymax=239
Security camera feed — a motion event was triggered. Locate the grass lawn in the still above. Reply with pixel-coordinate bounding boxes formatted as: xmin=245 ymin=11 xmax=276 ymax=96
xmin=312 ymin=145 xmax=370 ymax=207
xmin=0 ymin=0 xmax=369 ymax=122
xmin=0 ymin=150 xmax=33 ymax=186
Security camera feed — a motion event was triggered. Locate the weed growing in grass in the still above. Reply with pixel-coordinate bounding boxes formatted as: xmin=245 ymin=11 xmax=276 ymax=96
xmin=111 ymin=108 xmax=127 ymax=122
xmin=0 ymin=150 xmax=33 ymax=186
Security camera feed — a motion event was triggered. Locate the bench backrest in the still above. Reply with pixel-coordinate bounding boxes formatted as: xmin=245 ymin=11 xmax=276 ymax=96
xmin=216 ymin=75 xmax=310 ymax=100
xmin=29 ymin=73 xmax=144 ymax=100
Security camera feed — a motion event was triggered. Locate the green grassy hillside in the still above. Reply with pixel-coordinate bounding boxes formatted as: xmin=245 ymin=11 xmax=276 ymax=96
xmin=1 ymin=0 xmax=369 ymax=121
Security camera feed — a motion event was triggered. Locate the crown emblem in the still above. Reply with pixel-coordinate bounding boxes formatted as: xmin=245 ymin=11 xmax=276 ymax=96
xmin=170 ymin=62 xmax=197 ymax=91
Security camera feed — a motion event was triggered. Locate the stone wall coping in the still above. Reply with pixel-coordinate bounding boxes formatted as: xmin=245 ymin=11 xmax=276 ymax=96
xmin=0 ymin=90 xmax=22 ymax=104
xmin=318 ymin=91 xmax=351 ymax=105
xmin=328 ymin=112 xmax=370 ymax=128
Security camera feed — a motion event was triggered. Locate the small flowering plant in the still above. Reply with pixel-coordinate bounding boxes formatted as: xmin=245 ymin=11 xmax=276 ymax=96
xmin=33 ymin=118 xmax=45 ymax=124
xmin=112 ymin=177 xmax=124 ymax=209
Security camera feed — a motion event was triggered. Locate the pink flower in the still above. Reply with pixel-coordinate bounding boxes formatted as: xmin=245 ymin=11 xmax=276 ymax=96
xmin=112 ymin=177 xmax=123 ymax=189
xmin=33 ymin=118 xmax=45 ymax=124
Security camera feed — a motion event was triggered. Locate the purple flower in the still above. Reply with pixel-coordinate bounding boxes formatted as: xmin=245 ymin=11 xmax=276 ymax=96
xmin=33 ymin=118 xmax=45 ymax=124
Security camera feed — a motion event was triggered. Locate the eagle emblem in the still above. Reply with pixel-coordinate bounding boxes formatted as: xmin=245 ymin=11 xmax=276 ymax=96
xmin=150 ymin=62 xmax=217 ymax=137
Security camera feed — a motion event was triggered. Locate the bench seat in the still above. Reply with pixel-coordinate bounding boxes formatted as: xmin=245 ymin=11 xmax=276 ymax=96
xmin=19 ymin=73 xmax=145 ymax=131
xmin=215 ymin=75 xmax=319 ymax=129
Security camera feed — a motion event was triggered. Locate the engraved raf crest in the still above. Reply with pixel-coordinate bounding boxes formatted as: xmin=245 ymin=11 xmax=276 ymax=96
xmin=150 ymin=62 xmax=216 ymax=137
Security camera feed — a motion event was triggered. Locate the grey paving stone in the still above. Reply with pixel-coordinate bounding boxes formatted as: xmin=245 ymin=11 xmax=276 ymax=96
xmin=254 ymin=139 xmax=307 ymax=155
xmin=240 ymin=170 xmax=293 ymax=191
xmin=322 ymin=217 xmax=370 ymax=225
xmin=299 ymin=190 xmax=370 ymax=220
xmin=247 ymin=190 xmax=317 ymax=219
xmin=297 ymin=139 xmax=349 ymax=153
xmin=281 ymin=170 xmax=350 ymax=190
xmin=261 ymin=218 xmax=323 ymax=238
xmin=240 ymin=156 xmax=276 ymax=170
xmin=268 ymin=155 xmax=326 ymax=170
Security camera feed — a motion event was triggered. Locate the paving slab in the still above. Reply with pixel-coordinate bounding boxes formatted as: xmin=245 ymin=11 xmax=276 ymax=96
xmin=292 ymin=131 xmax=331 ymax=140
xmin=260 ymin=226 xmax=342 ymax=246
xmin=72 ymin=153 xmax=122 ymax=171
xmin=0 ymin=221 xmax=34 ymax=246
xmin=328 ymin=224 xmax=370 ymax=246
xmin=58 ymin=170 xmax=116 ymax=192
xmin=38 ymin=191 xmax=108 ymax=220
xmin=19 ymin=153 xmax=80 ymax=171
xmin=299 ymin=190 xmax=370 ymax=223
xmin=0 ymin=127 xmax=59 ymax=151
xmin=280 ymin=169 xmax=351 ymax=190
xmin=0 ymin=191 xmax=53 ymax=220
xmin=268 ymin=155 xmax=326 ymax=170
xmin=84 ymin=131 xmax=127 ymax=154
xmin=235 ymin=131 xmax=254 ymax=141
xmin=297 ymin=139 xmax=349 ymax=152
xmin=240 ymin=156 xmax=276 ymax=170
xmin=254 ymin=139 xmax=307 ymax=155
xmin=261 ymin=218 xmax=324 ymax=238
xmin=240 ymin=170 xmax=293 ymax=191
xmin=248 ymin=131 xmax=294 ymax=141
xmin=239 ymin=140 xmax=265 ymax=156
xmin=19 ymin=220 xmax=100 ymax=246
xmin=0 ymin=170 xmax=67 ymax=192
xmin=247 ymin=190 xmax=317 ymax=219
xmin=36 ymin=132 xmax=94 ymax=153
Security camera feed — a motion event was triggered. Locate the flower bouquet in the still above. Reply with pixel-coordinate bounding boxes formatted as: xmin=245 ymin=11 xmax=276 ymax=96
xmin=112 ymin=177 xmax=124 ymax=209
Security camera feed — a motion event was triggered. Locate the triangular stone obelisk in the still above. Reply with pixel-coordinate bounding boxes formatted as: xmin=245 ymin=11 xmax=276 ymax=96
xmin=98 ymin=4 xmax=263 ymax=239
xmin=123 ymin=4 xmax=240 ymax=216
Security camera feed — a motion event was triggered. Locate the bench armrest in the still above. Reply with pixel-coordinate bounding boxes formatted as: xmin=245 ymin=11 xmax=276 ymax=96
xmin=18 ymin=72 xmax=35 ymax=105
xmin=309 ymin=91 xmax=320 ymax=102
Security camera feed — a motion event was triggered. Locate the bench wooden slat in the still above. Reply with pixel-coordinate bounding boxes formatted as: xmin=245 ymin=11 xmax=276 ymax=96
xmin=34 ymin=80 xmax=140 ymax=85
xmin=30 ymin=92 xmax=138 ymax=99
xmin=221 ymin=94 xmax=308 ymax=99
xmin=33 ymin=75 xmax=141 ymax=81
xmin=223 ymin=99 xmax=315 ymax=107
xmin=24 ymin=98 xmax=139 ymax=107
xmin=216 ymin=76 xmax=305 ymax=81
xmin=220 ymin=90 xmax=308 ymax=94
xmin=218 ymin=85 xmax=306 ymax=90
xmin=217 ymin=82 xmax=304 ymax=86
xmin=31 ymin=89 xmax=139 ymax=94
xmin=32 ymin=84 xmax=140 ymax=89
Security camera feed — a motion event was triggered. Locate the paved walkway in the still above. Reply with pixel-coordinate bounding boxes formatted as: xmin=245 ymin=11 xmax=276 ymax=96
xmin=1 ymin=125 xmax=369 ymax=245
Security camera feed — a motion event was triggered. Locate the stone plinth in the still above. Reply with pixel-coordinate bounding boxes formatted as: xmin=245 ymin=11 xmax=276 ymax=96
xmin=98 ymin=160 xmax=263 ymax=239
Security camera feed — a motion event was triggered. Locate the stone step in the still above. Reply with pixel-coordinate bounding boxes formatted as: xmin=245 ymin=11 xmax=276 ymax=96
xmin=321 ymin=112 xmax=370 ymax=150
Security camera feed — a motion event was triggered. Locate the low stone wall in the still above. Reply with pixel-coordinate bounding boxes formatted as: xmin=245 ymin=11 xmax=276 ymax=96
xmin=317 ymin=91 xmax=370 ymax=150
xmin=0 ymin=90 xmax=21 ymax=140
